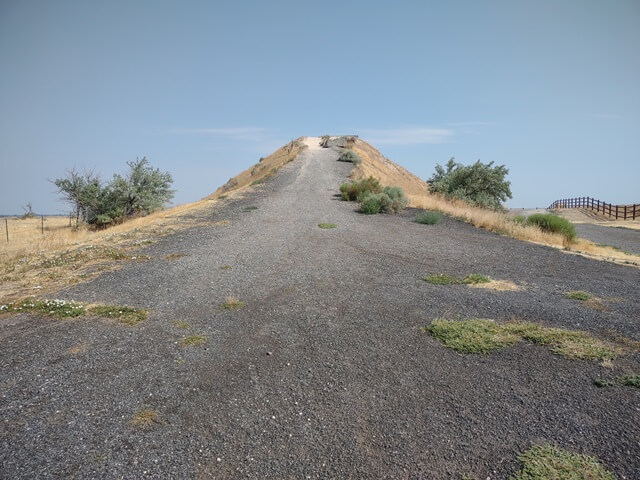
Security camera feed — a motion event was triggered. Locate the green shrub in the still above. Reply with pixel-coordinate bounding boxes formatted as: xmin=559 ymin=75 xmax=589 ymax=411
xmin=511 ymin=215 xmax=527 ymax=225
xmin=416 ymin=210 xmax=442 ymax=225
xmin=359 ymin=192 xmax=386 ymax=214
xmin=527 ymin=213 xmax=576 ymax=241
xmin=337 ymin=150 xmax=361 ymax=163
xmin=382 ymin=186 xmax=408 ymax=212
xmin=427 ymin=158 xmax=512 ymax=211
xmin=339 ymin=176 xmax=382 ymax=201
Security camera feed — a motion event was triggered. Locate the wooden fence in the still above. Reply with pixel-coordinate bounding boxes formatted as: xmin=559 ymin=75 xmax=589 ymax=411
xmin=548 ymin=197 xmax=640 ymax=220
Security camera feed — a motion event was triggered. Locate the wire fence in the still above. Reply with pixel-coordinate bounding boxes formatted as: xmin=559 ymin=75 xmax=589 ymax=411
xmin=2 ymin=215 xmax=73 ymax=244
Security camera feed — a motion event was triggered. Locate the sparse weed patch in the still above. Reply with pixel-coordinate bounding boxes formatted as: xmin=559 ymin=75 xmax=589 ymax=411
xmin=415 ymin=210 xmax=442 ymax=225
xmin=565 ymin=291 xmax=592 ymax=301
xmin=422 ymin=274 xmax=491 ymax=285
xmin=0 ymin=298 xmax=86 ymax=318
xmin=130 ymin=409 xmax=161 ymax=427
xmin=422 ymin=319 xmax=519 ymax=354
xmin=250 ymin=178 xmax=264 ymax=186
xmin=318 ymin=223 xmax=337 ymax=229
xmin=243 ymin=206 xmax=259 ymax=212
xmin=219 ymin=265 xmax=232 ymax=270
xmin=463 ymin=274 xmax=491 ymax=284
xmin=526 ymin=213 xmax=577 ymax=242
xmin=163 ymin=253 xmax=186 ymax=260
xmin=172 ymin=320 xmax=190 ymax=329
xmin=594 ymin=374 xmax=640 ymax=389
xmin=88 ymin=305 xmax=148 ymax=326
xmin=423 ymin=319 xmax=622 ymax=361
xmin=511 ymin=445 xmax=615 ymax=480
xmin=511 ymin=215 xmax=527 ymax=225
xmin=180 ymin=334 xmax=207 ymax=347
xmin=221 ymin=297 xmax=244 ymax=310
xmin=422 ymin=274 xmax=463 ymax=285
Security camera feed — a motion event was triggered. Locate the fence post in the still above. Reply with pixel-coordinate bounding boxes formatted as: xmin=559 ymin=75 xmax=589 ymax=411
xmin=41 ymin=215 xmax=44 ymax=235
xmin=615 ymin=205 xmax=619 ymax=219
xmin=4 ymin=218 xmax=8 ymax=243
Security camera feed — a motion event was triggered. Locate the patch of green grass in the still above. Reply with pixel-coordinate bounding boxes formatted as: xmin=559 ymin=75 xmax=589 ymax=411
xmin=511 ymin=445 xmax=615 ymax=480
xmin=243 ymin=205 xmax=259 ymax=211
xmin=595 ymin=374 xmax=640 ymax=389
xmin=463 ymin=274 xmax=491 ymax=284
xmin=250 ymin=178 xmax=264 ymax=186
xmin=221 ymin=297 xmax=244 ymax=310
xmin=526 ymin=213 xmax=577 ymax=242
xmin=618 ymin=374 xmax=640 ymax=388
xmin=423 ymin=319 xmax=621 ymax=361
xmin=422 ymin=319 xmax=520 ymax=354
xmin=565 ymin=291 xmax=592 ymax=301
xmin=318 ymin=223 xmax=337 ymax=229
xmin=172 ymin=320 xmax=190 ymax=329
xmin=415 ymin=210 xmax=442 ymax=225
xmin=180 ymin=334 xmax=207 ymax=347
xmin=511 ymin=214 xmax=527 ymax=225
xmin=88 ymin=305 xmax=148 ymax=326
xmin=0 ymin=298 xmax=86 ymax=318
xmin=219 ymin=265 xmax=232 ymax=270
xmin=422 ymin=274 xmax=491 ymax=285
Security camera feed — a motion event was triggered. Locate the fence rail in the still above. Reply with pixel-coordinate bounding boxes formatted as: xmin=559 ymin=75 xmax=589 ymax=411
xmin=548 ymin=197 xmax=640 ymax=220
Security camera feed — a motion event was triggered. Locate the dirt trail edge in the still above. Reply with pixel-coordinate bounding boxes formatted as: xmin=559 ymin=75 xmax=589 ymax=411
xmin=2 ymin=138 xmax=639 ymax=479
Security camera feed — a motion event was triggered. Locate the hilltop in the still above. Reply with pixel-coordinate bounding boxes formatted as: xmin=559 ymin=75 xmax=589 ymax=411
xmin=1 ymin=136 xmax=639 ymax=479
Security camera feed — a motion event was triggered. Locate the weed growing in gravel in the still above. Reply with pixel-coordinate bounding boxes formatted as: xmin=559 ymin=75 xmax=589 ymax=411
xmin=422 ymin=274 xmax=491 ymax=285
xmin=0 ymin=298 xmax=86 ymax=318
xmin=565 ymin=291 xmax=592 ymax=301
xmin=243 ymin=206 xmax=259 ymax=211
xmin=463 ymin=274 xmax=491 ymax=284
xmin=180 ymin=334 xmax=207 ymax=347
xmin=0 ymin=298 xmax=149 ymax=325
xmin=423 ymin=319 xmax=520 ymax=353
xmin=511 ymin=445 xmax=615 ymax=480
xmin=594 ymin=374 xmax=640 ymax=389
xmin=172 ymin=320 xmax=190 ymax=329
xmin=88 ymin=305 xmax=148 ymax=326
xmin=358 ymin=186 xmax=408 ymax=214
xmin=219 ymin=265 xmax=232 ymax=270
xmin=250 ymin=178 xmax=264 ymax=186
xmin=424 ymin=319 xmax=621 ymax=361
xmin=221 ymin=297 xmax=244 ymax=310
xmin=318 ymin=223 xmax=337 ymax=229
xmin=130 ymin=409 xmax=161 ymax=427
xmin=163 ymin=253 xmax=186 ymax=260
xmin=415 ymin=210 xmax=442 ymax=224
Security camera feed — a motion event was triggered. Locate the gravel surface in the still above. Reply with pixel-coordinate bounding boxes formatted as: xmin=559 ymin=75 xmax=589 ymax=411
xmin=574 ymin=223 xmax=640 ymax=255
xmin=2 ymin=142 xmax=640 ymax=479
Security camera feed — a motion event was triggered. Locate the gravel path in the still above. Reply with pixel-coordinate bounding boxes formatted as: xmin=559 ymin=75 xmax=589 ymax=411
xmin=2 ymin=140 xmax=639 ymax=479
xmin=574 ymin=223 xmax=640 ymax=255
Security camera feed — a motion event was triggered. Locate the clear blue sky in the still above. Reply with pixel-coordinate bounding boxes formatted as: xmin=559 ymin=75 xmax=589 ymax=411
xmin=1 ymin=0 xmax=639 ymax=214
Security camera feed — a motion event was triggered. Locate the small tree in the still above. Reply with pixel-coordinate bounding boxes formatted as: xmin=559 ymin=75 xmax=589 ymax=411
xmin=21 ymin=202 xmax=35 ymax=219
xmin=110 ymin=158 xmax=174 ymax=217
xmin=53 ymin=158 xmax=174 ymax=227
xmin=427 ymin=158 xmax=512 ymax=211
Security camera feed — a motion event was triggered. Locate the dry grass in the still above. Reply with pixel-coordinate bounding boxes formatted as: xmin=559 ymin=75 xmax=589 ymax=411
xmin=348 ymin=138 xmax=640 ymax=268
xmin=130 ymin=409 xmax=161 ymax=427
xmin=468 ymin=279 xmax=521 ymax=291
xmin=221 ymin=296 xmax=244 ymax=310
